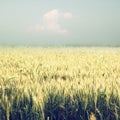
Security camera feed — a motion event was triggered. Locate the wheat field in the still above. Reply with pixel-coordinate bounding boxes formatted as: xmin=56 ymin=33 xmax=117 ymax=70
xmin=0 ymin=47 xmax=120 ymax=120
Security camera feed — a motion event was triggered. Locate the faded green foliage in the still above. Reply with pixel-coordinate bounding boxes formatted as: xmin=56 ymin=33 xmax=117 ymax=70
xmin=0 ymin=47 xmax=120 ymax=120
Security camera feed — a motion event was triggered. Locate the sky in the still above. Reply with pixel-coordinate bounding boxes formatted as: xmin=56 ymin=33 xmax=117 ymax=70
xmin=0 ymin=0 xmax=120 ymax=46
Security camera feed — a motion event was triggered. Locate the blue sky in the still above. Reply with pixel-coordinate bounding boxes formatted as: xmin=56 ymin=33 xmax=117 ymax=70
xmin=0 ymin=0 xmax=120 ymax=46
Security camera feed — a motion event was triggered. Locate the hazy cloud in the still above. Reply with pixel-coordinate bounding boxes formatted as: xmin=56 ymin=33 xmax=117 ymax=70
xmin=27 ymin=9 xmax=73 ymax=34
xmin=63 ymin=12 xmax=73 ymax=19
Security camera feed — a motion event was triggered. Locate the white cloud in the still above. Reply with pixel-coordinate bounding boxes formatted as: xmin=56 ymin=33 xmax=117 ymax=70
xmin=27 ymin=9 xmax=73 ymax=34
xmin=63 ymin=12 xmax=73 ymax=19
xmin=43 ymin=9 xmax=60 ymax=23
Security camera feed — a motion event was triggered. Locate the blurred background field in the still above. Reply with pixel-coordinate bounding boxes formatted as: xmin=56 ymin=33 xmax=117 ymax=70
xmin=0 ymin=47 xmax=120 ymax=120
